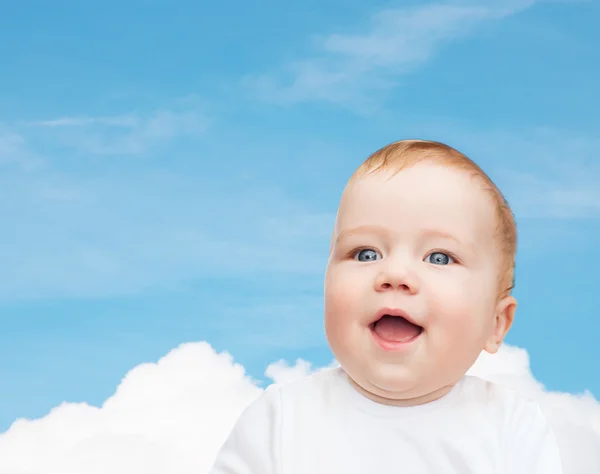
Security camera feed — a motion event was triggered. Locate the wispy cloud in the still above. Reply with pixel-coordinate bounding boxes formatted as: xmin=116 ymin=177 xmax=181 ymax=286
xmin=504 ymin=170 xmax=600 ymax=219
xmin=465 ymin=128 xmax=600 ymax=219
xmin=28 ymin=115 xmax=139 ymax=128
xmin=0 ymin=128 xmax=43 ymax=170
xmin=23 ymin=103 xmax=210 ymax=156
xmin=0 ymin=165 xmax=332 ymax=301
xmin=0 ymin=98 xmax=335 ymax=301
xmin=244 ymin=0 xmax=567 ymax=110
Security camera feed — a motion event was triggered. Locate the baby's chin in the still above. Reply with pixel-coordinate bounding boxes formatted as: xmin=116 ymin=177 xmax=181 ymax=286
xmin=346 ymin=365 xmax=455 ymax=407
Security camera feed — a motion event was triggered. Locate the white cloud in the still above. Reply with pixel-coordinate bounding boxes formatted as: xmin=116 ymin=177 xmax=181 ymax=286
xmin=245 ymin=0 xmax=547 ymax=109
xmin=0 ymin=343 xmax=261 ymax=474
xmin=0 ymin=342 xmax=597 ymax=474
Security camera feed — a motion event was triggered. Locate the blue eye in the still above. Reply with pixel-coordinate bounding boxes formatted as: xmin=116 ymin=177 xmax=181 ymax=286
xmin=425 ymin=252 xmax=454 ymax=265
xmin=354 ymin=249 xmax=381 ymax=262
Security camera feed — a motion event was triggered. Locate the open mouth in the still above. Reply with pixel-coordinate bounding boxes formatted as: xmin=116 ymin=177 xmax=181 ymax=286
xmin=369 ymin=311 xmax=424 ymax=346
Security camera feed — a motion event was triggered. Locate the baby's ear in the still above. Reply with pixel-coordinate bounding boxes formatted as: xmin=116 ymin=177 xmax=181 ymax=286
xmin=484 ymin=296 xmax=517 ymax=354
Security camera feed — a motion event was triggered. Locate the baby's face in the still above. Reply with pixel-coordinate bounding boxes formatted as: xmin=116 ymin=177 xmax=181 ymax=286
xmin=324 ymin=161 xmax=516 ymax=405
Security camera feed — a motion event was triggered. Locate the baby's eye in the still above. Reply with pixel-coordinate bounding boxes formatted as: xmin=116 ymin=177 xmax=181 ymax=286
xmin=425 ymin=251 xmax=454 ymax=265
xmin=354 ymin=248 xmax=382 ymax=262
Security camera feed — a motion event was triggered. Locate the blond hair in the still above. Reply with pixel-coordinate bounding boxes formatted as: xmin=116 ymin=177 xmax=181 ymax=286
xmin=351 ymin=139 xmax=517 ymax=298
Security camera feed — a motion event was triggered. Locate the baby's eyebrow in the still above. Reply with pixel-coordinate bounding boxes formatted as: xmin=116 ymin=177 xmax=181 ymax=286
xmin=419 ymin=228 xmax=477 ymax=255
xmin=419 ymin=228 xmax=463 ymax=244
xmin=335 ymin=225 xmax=389 ymax=245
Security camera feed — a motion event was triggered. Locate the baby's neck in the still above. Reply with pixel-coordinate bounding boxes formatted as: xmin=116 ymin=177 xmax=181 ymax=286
xmin=346 ymin=374 xmax=456 ymax=407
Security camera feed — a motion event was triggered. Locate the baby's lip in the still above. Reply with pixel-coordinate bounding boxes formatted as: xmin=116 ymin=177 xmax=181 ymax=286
xmin=370 ymin=307 xmax=423 ymax=329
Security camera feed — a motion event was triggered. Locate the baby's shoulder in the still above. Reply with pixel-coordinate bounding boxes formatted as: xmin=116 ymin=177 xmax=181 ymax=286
xmin=461 ymin=375 xmax=536 ymax=404
xmin=458 ymin=375 xmax=549 ymax=427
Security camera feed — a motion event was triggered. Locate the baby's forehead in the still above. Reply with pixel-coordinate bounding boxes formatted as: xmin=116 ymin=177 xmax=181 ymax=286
xmin=346 ymin=161 xmax=493 ymax=208
xmin=337 ymin=163 xmax=499 ymax=243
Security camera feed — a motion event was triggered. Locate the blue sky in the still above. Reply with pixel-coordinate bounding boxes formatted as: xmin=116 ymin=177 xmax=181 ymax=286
xmin=1 ymin=0 xmax=599 ymax=431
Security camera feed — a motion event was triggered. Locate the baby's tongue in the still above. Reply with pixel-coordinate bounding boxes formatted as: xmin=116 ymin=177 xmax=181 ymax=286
xmin=373 ymin=315 xmax=421 ymax=342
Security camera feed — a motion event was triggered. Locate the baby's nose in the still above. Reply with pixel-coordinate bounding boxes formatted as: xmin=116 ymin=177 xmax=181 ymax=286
xmin=373 ymin=266 xmax=419 ymax=294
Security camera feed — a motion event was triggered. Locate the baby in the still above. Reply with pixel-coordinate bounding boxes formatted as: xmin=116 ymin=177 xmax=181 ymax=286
xmin=209 ymin=140 xmax=563 ymax=473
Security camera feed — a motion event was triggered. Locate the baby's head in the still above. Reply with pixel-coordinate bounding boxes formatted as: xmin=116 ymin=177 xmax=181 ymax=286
xmin=324 ymin=140 xmax=517 ymax=406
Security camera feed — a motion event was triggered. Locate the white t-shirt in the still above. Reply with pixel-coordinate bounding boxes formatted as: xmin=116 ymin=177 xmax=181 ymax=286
xmin=209 ymin=367 xmax=563 ymax=473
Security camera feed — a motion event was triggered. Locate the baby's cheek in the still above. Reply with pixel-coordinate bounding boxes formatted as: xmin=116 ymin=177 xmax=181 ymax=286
xmin=428 ymin=283 xmax=479 ymax=327
xmin=325 ymin=278 xmax=351 ymax=320
xmin=328 ymin=268 xmax=360 ymax=299
xmin=324 ymin=281 xmax=357 ymax=353
xmin=429 ymin=275 xmax=467 ymax=304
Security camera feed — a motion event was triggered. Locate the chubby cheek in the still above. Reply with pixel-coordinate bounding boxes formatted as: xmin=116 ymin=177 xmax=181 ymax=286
xmin=427 ymin=275 xmax=494 ymax=346
xmin=324 ymin=267 xmax=364 ymax=347
xmin=325 ymin=267 xmax=362 ymax=313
